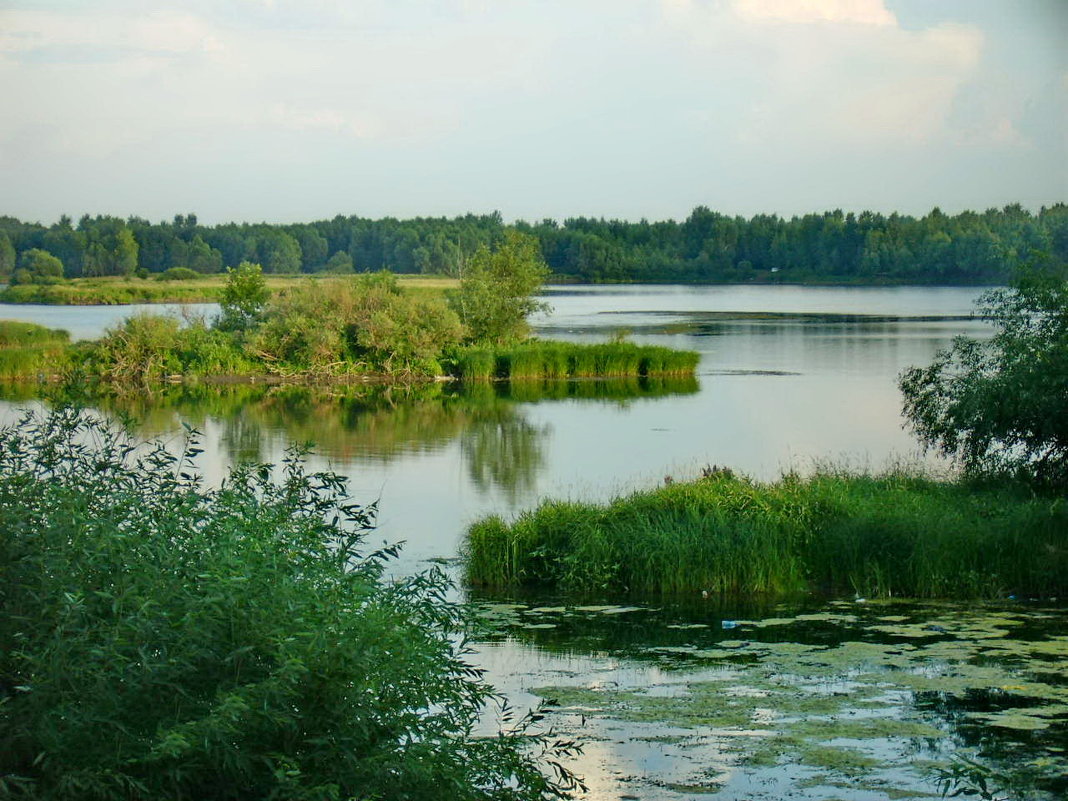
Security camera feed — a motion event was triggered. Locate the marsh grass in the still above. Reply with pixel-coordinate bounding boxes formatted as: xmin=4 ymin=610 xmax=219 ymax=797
xmin=0 ymin=321 xmax=72 ymax=379
xmin=448 ymin=342 xmax=699 ymax=381
xmin=465 ymin=470 xmax=1068 ymax=598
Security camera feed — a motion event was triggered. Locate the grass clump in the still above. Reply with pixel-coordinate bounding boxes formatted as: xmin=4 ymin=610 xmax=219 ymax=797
xmin=0 ymin=408 xmax=582 ymax=801
xmin=465 ymin=470 xmax=1068 ymax=598
xmin=447 ymin=341 xmax=699 ymax=381
xmin=0 ymin=321 xmax=72 ymax=380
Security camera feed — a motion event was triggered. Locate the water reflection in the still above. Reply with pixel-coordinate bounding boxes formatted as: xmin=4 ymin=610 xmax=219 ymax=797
xmin=2 ymin=378 xmax=698 ymax=502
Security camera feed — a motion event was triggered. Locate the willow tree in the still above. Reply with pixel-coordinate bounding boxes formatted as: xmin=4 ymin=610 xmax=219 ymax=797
xmin=450 ymin=231 xmax=550 ymax=344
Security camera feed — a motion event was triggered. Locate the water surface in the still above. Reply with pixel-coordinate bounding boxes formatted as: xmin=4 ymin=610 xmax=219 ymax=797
xmin=7 ymin=285 xmax=1060 ymax=799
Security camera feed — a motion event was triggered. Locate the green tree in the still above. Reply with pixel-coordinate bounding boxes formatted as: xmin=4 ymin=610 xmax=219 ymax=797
xmin=324 ymin=250 xmax=354 ymax=273
xmin=12 ymin=248 xmax=64 ymax=285
xmin=0 ymin=234 xmax=15 ymax=278
xmin=181 ymin=234 xmax=224 ymax=273
xmin=0 ymin=408 xmax=582 ymax=800
xmin=900 ymin=257 xmax=1068 ymax=486
xmin=450 ymin=231 xmax=550 ymax=343
xmin=218 ymin=261 xmax=270 ymax=331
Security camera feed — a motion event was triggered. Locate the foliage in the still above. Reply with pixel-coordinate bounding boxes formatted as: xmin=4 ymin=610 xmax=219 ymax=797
xmin=0 ymin=321 xmax=69 ymax=348
xmin=465 ymin=469 xmax=1068 ymax=598
xmin=2 ymin=204 xmax=1066 ymax=284
xmin=85 ymin=313 xmax=255 ymax=382
xmin=0 ymin=408 xmax=582 ymax=800
xmin=12 ymin=249 xmax=64 ymax=285
xmin=156 ymin=266 xmax=200 ymax=281
xmin=446 ymin=341 xmax=700 ymax=380
xmin=0 ymin=322 xmax=71 ymax=379
xmin=450 ymin=231 xmax=550 ymax=343
xmin=0 ymin=234 xmax=15 ymax=277
xmin=251 ymin=273 xmax=463 ymax=375
xmin=324 ymin=250 xmax=354 ymax=273
xmin=900 ymin=259 xmax=1068 ymax=487
xmin=218 ymin=261 xmax=270 ymax=331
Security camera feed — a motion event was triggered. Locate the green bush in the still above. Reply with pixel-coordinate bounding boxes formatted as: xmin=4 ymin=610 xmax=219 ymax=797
xmin=0 ymin=408 xmax=582 ymax=800
xmin=84 ymin=313 xmax=255 ymax=381
xmin=252 ymin=273 xmax=463 ymax=375
xmin=156 ymin=266 xmax=200 ymax=281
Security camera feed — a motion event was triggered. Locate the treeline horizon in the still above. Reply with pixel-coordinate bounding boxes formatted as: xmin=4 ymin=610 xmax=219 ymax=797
xmin=2 ymin=203 xmax=1066 ymax=285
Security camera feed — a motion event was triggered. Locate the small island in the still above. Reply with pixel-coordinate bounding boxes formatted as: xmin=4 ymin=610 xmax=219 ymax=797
xmin=0 ymin=232 xmax=699 ymax=384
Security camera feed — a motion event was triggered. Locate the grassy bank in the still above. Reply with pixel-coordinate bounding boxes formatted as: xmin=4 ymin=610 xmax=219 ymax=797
xmin=446 ymin=341 xmax=700 ymax=380
xmin=0 ymin=273 xmax=457 ymax=306
xmin=465 ymin=470 xmax=1068 ymax=599
xmin=0 ymin=321 xmax=71 ymax=380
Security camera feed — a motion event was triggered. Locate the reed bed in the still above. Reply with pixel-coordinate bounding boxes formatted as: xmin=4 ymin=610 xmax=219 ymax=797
xmin=464 ymin=471 xmax=1068 ymax=599
xmin=447 ymin=341 xmax=699 ymax=381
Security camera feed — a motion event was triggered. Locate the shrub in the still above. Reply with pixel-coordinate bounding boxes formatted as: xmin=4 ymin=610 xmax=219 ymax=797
xmin=156 ymin=266 xmax=200 ymax=281
xmin=12 ymin=249 xmax=64 ymax=285
xmin=217 ymin=261 xmax=270 ymax=331
xmin=0 ymin=408 xmax=582 ymax=800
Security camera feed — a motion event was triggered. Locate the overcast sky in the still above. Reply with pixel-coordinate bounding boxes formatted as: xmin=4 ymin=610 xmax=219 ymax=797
xmin=1 ymin=0 xmax=1065 ymax=225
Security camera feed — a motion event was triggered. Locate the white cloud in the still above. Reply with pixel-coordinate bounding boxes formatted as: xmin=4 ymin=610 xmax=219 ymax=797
xmin=732 ymin=0 xmax=896 ymax=26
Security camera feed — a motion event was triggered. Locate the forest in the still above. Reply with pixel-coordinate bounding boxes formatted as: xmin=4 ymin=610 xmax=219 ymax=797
xmin=1 ymin=203 xmax=1066 ymax=286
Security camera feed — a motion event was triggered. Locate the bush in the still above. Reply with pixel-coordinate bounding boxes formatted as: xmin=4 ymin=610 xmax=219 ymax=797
xmin=0 ymin=408 xmax=582 ymax=800
xmin=156 ymin=266 xmax=200 ymax=281
xmin=12 ymin=249 xmax=64 ymax=285
xmin=85 ymin=313 xmax=254 ymax=381
xmin=217 ymin=261 xmax=270 ymax=331
xmin=252 ymin=273 xmax=463 ymax=375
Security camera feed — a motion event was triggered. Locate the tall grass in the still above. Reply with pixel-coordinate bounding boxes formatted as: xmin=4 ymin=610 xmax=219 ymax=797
xmin=0 ymin=321 xmax=72 ymax=379
xmin=465 ymin=470 xmax=1068 ymax=599
xmin=447 ymin=341 xmax=699 ymax=381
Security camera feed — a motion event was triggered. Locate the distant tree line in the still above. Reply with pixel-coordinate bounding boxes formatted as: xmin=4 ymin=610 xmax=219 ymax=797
xmin=1 ymin=204 xmax=1065 ymax=285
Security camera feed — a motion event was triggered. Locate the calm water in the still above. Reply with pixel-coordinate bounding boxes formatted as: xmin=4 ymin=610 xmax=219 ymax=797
xmin=6 ymin=285 xmax=1064 ymax=799
xmin=0 ymin=285 xmax=990 ymax=568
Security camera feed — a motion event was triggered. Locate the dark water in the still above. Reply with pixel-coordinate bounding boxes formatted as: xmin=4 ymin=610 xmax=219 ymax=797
xmin=4 ymin=285 xmax=1064 ymax=798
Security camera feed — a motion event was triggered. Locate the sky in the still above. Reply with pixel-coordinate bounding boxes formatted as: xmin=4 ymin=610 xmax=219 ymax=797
xmin=1 ymin=0 xmax=1065 ymax=225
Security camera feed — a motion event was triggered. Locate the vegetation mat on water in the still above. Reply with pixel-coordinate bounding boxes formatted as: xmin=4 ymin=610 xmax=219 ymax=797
xmin=0 ymin=408 xmax=582 ymax=800
xmin=465 ymin=470 xmax=1068 ymax=598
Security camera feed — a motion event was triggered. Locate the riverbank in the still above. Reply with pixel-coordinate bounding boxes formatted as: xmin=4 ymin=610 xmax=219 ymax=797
xmin=0 ymin=273 xmax=458 ymax=305
xmin=465 ymin=469 xmax=1068 ymax=599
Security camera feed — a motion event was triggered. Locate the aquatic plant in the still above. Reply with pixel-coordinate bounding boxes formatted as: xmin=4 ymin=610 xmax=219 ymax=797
xmin=0 ymin=408 xmax=582 ymax=800
xmin=446 ymin=341 xmax=699 ymax=381
xmin=465 ymin=470 xmax=1068 ymax=598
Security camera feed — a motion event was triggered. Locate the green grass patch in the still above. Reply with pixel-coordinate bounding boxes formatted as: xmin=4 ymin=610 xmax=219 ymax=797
xmin=0 ymin=321 xmax=73 ymax=379
xmin=464 ymin=470 xmax=1068 ymax=598
xmin=0 ymin=320 xmax=70 ymax=347
xmin=447 ymin=341 xmax=699 ymax=381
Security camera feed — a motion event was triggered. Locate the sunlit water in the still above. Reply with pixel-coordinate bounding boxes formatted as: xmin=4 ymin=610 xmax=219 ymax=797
xmin=6 ymin=285 xmax=1064 ymax=799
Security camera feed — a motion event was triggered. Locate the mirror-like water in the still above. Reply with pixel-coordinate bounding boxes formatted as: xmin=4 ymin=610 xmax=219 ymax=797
xmin=6 ymin=285 xmax=1063 ymax=799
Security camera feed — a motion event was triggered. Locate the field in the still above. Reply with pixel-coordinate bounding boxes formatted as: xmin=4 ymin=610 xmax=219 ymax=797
xmin=0 ymin=273 xmax=459 ymax=305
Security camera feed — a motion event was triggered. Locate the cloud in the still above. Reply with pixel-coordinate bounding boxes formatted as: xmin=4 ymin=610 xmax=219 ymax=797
xmin=663 ymin=2 xmax=984 ymax=147
xmin=732 ymin=0 xmax=896 ymax=26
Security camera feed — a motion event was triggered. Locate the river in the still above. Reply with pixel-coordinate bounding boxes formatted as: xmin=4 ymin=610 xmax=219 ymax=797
xmin=3 ymin=285 xmax=1064 ymax=800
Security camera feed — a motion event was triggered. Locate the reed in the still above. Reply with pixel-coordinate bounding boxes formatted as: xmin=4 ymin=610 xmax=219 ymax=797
xmin=447 ymin=341 xmax=699 ymax=381
xmin=464 ymin=470 xmax=1068 ymax=599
